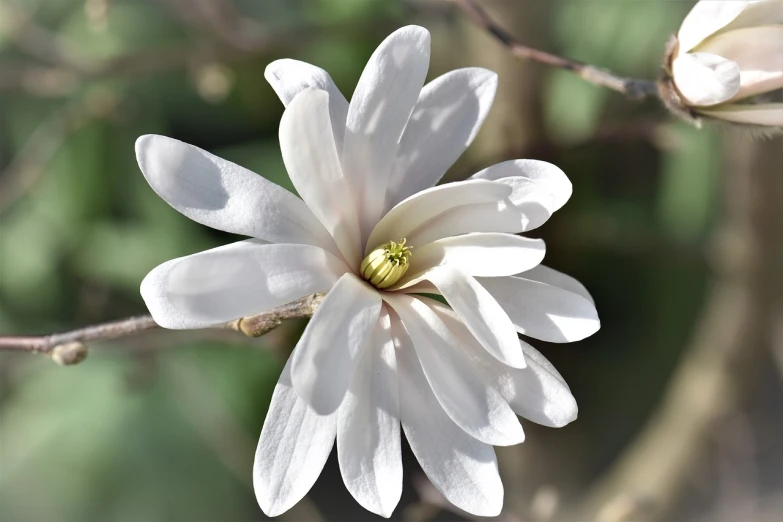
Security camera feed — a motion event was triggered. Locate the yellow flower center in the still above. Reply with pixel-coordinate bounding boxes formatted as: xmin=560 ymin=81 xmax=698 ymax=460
xmin=360 ymin=239 xmax=412 ymax=289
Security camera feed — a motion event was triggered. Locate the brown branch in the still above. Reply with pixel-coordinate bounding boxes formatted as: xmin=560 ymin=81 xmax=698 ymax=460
xmin=449 ymin=0 xmax=659 ymax=100
xmin=0 ymin=294 xmax=324 ymax=365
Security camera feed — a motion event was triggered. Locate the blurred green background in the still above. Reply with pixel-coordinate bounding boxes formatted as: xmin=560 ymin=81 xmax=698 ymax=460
xmin=1 ymin=1 xmax=782 ymax=521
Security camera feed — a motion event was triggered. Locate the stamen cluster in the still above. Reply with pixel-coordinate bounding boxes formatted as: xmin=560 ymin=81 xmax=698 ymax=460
xmin=360 ymin=239 xmax=412 ymax=289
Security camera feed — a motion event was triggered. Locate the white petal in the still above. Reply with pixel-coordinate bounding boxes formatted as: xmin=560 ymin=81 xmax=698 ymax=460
xmin=505 ymin=343 xmax=578 ymax=427
xmin=337 ymin=307 xmax=402 ymax=518
xmin=518 ymin=264 xmax=595 ymax=305
xmin=365 ymin=179 xmax=511 ymax=253
xmin=386 ymin=294 xmax=524 ymax=446
xmin=479 ymin=274 xmax=600 ymax=343
xmin=264 ymin=59 xmax=349 ymax=155
xmin=405 ymin=198 xmax=526 ymax=247
xmin=672 ymin=52 xmax=741 ymax=106
xmin=280 ymin=88 xmax=362 ymax=266
xmin=386 ymin=68 xmax=498 ymax=207
xmin=699 ymin=102 xmax=783 ymax=126
xmin=723 ymin=0 xmax=783 ymax=31
xmin=398 ymin=280 xmax=440 ymax=295
xmin=698 ymin=25 xmax=783 ymax=100
xmin=430 ymin=302 xmax=577 ymax=428
xmin=404 ymin=233 xmax=545 ymax=282
xmin=342 ymin=25 xmax=431 ymax=237
xmin=393 ymin=315 xmax=504 ymax=517
xmin=135 ymin=135 xmax=337 ymax=253
xmin=140 ymin=240 xmax=349 ymax=329
xmin=471 ymin=159 xmax=572 ymax=211
xmin=493 ymin=177 xmax=555 ymax=231
xmin=426 ymin=266 xmax=526 ymax=369
xmin=291 ymin=274 xmax=382 ymax=414
xmin=677 ymin=0 xmax=752 ymax=53
xmin=254 ymin=354 xmax=337 ymax=517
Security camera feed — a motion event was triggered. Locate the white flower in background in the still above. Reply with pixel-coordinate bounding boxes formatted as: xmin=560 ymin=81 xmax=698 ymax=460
xmin=669 ymin=0 xmax=783 ymax=126
xmin=136 ymin=25 xmax=599 ymax=518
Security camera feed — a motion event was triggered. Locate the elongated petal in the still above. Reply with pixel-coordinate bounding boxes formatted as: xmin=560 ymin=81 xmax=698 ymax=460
xmin=280 ymin=88 xmax=362 ymax=265
xmin=387 ymin=68 xmax=498 ymax=207
xmin=699 ymin=25 xmax=783 ymax=100
xmin=140 ymin=240 xmax=349 ymax=329
xmin=386 ymin=294 xmax=524 ymax=446
xmin=291 ymin=274 xmax=382 ymax=415
xmin=672 ymin=52 xmax=741 ymax=106
xmin=677 ymin=0 xmax=752 ymax=53
xmin=430 ymin=302 xmax=577 ymax=428
xmin=406 ymin=232 xmax=545 ymax=280
xmin=342 ymin=25 xmax=431 ymax=237
xmin=254 ymin=354 xmax=337 ymax=517
xmin=426 ymin=266 xmax=526 ymax=368
xmin=393 ymin=315 xmax=504 ymax=517
xmin=406 ymin=198 xmax=526 ymax=247
xmin=699 ymin=102 xmax=783 ymax=125
xmin=504 ymin=343 xmax=578 ymax=427
xmin=519 ymin=264 xmax=595 ymax=305
xmin=337 ymin=307 xmax=402 ymax=518
xmin=366 ymin=180 xmax=511 ymax=253
xmin=479 ymin=274 xmax=600 ymax=343
xmin=135 ymin=135 xmax=337 ymax=253
xmin=265 ymin=59 xmax=349 ymax=155
xmin=492 ymin=177 xmax=555 ymax=231
xmin=471 ymin=159 xmax=572 ymax=211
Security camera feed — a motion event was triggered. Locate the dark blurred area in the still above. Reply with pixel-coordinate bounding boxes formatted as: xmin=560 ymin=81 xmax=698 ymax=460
xmin=1 ymin=1 xmax=782 ymax=521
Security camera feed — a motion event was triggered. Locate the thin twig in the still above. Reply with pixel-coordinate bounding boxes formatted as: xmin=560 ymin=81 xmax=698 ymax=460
xmin=0 ymin=294 xmax=323 ymax=365
xmin=449 ymin=0 xmax=659 ymax=100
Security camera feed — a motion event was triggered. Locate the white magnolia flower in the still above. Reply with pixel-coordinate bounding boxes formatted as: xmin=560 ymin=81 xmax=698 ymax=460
xmin=669 ymin=0 xmax=783 ymax=126
xmin=136 ymin=26 xmax=599 ymax=518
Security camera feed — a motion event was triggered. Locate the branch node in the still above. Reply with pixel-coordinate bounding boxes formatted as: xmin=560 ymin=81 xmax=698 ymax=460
xmin=235 ymin=316 xmax=283 ymax=338
xmin=51 ymin=341 xmax=88 ymax=366
xmin=236 ymin=293 xmax=324 ymax=337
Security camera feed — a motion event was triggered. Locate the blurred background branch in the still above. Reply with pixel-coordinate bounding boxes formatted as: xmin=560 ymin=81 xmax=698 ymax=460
xmin=0 ymin=0 xmax=400 ymax=95
xmin=578 ymin=137 xmax=783 ymax=522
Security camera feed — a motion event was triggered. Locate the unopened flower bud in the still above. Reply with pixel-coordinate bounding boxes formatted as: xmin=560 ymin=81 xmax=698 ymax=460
xmin=662 ymin=0 xmax=783 ymax=128
xmin=360 ymin=239 xmax=412 ymax=289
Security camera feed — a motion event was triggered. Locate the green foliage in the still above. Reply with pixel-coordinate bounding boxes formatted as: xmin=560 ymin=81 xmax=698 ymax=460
xmin=0 ymin=347 xmax=277 ymax=522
